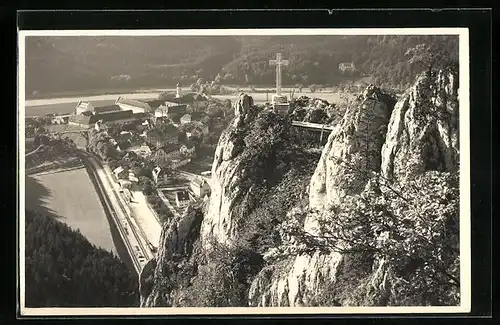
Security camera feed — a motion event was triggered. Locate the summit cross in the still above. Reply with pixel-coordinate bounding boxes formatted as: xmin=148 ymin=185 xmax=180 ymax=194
xmin=269 ymin=53 xmax=289 ymax=96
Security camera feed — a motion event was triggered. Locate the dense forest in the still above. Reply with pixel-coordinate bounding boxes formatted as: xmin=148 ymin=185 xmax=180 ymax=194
xmin=24 ymin=210 xmax=139 ymax=307
xmin=25 ymin=35 xmax=459 ymax=96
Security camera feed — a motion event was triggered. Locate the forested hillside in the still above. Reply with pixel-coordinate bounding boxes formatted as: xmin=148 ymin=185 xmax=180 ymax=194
xmin=24 ymin=210 xmax=139 ymax=307
xmin=25 ymin=35 xmax=458 ymax=96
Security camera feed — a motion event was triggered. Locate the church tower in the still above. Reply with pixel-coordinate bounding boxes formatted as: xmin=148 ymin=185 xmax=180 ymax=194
xmin=176 ymin=82 xmax=182 ymax=99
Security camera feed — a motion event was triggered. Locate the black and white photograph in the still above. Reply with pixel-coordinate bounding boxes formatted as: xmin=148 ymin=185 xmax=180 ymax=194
xmin=18 ymin=28 xmax=470 ymax=315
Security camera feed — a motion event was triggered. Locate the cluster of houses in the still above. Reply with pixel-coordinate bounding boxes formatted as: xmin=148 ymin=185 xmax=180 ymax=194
xmin=152 ymin=164 xmax=211 ymax=210
xmin=113 ymin=165 xmax=140 ymax=189
xmin=68 ymin=83 xmax=210 ymax=131
xmin=72 ymin=84 xmax=211 ymax=169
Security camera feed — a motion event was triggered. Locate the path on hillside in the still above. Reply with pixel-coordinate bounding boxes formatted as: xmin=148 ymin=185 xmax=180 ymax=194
xmin=25 ymin=145 xmax=43 ymax=157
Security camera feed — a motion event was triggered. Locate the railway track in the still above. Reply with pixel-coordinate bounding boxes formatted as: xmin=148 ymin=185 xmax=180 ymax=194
xmin=81 ymin=152 xmax=142 ymax=274
xmin=80 ymin=151 xmax=151 ymax=273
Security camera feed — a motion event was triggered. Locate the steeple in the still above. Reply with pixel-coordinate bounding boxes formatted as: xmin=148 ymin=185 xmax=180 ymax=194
xmin=176 ymin=82 xmax=182 ymax=98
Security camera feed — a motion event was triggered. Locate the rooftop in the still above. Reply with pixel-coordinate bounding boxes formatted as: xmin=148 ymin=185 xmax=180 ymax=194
xmin=116 ymin=97 xmax=151 ymax=110
xmin=93 ymin=110 xmax=135 ymax=123
xmin=69 ymin=110 xmax=136 ymax=125
xmin=191 ymin=177 xmax=207 ymax=187
xmin=68 ymin=114 xmax=92 ymax=125
xmin=93 ymin=104 xmax=121 ymax=114
xmin=145 ymin=99 xmax=168 ymax=109
xmin=133 ymin=112 xmax=150 ymax=119
xmin=113 ymin=166 xmax=124 ymax=175
xmin=161 ymin=92 xmax=208 ymax=105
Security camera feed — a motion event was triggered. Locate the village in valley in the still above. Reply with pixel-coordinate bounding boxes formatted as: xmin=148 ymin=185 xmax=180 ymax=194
xmin=25 ymin=81 xmax=228 ymax=266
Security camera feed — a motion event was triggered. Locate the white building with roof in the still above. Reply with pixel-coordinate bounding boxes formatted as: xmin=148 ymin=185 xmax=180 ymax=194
xmin=115 ymin=97 xmax=151 ymax=114
xmin=190 ymin=177 xmax=211 ymax=198
xmin=180 ymin=114 xmax=192 ymax=125
xmin=75 ymin=101 xmax=94 ymax=115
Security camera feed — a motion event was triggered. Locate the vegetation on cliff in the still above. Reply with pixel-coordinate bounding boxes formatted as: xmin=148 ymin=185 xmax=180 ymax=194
xmin=272 ymin=171 xmax=459 ymax=306
xmin=24 ymin=210 xmax=139 ymax=307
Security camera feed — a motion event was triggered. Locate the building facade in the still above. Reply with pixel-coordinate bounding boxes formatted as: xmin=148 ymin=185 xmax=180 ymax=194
xmin=75 ymin=101 xmax=94 ymax=115
xmin=115 ymin=97 xmax=152 ymax=114
xmin=190 ymin=177 xmax=211 ymax=198
xmin=68 ymin=110 xmax=138 ymax=128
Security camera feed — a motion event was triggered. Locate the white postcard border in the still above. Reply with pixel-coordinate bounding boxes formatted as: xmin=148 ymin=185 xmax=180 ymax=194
xmin=17 ymin=27 xmax=471 ymax=316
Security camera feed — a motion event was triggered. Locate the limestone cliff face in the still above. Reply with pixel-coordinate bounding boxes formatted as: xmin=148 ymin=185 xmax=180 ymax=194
xmin=139 ymin=203 xmax=204 ymax=307
xmin=308 ymin=86 xmax=395 ymax=211
xmin=199 ymin=94 xmax=257 ymax=248
xmin=380 ymin=69 xmax=459 ymax=181
xmin=248 ymin=69 xmax=459 ymax=307
xmin=248 ymin=86 xmax=395 ymax=307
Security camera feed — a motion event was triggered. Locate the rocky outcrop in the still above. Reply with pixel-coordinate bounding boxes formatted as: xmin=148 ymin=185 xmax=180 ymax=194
xmin=140 ymin=204 xmax=204 ymax=307
xmin=309 ymin=87 xmax=395 ymax=210
xmin=248 ymin=86 xmax=395 ymax=307
xmin=199 ymin=94 xmax=254 ymax=248
xmin=290 ymin=95 xmax=344 ymax=125
xmin=248 ymin=69 xmax=459 ymax=307
xmin=381 ymin=69 xmax=459 ymax=181
xmin=248 ymin=251 xmax=343 ymax=307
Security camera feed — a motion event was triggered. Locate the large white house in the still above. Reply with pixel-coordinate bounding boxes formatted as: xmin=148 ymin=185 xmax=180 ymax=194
xmin=338 ymin=62 xmax=356 ymax=72
xmin=115 ymin=97 xmax=151 ymax=114
xmin=75 ymin=101 xmax=94 ymax=115
xmin=190 ymin=177 xmax=210 ymax=198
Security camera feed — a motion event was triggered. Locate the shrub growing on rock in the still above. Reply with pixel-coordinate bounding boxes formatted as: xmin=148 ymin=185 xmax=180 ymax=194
xmin=274 ymin=170 xmax=460 ymax=306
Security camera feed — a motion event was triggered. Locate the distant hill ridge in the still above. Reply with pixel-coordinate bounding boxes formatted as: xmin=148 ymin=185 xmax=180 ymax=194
xmin=25 ymin=35 xmax=458 ymax=96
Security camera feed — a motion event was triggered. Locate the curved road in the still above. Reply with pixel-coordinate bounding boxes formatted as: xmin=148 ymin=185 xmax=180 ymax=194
xmin=80 ymin=151 xmax=152 ymax=274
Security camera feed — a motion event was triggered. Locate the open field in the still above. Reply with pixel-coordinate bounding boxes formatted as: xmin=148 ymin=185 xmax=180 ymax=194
xmin=26 ymin=87 xmax=162 ymax=101
xmin=25 ymin=168 xmax=118 ymax=254
xmin=181 ymin=158 xmax=213 ymax=175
